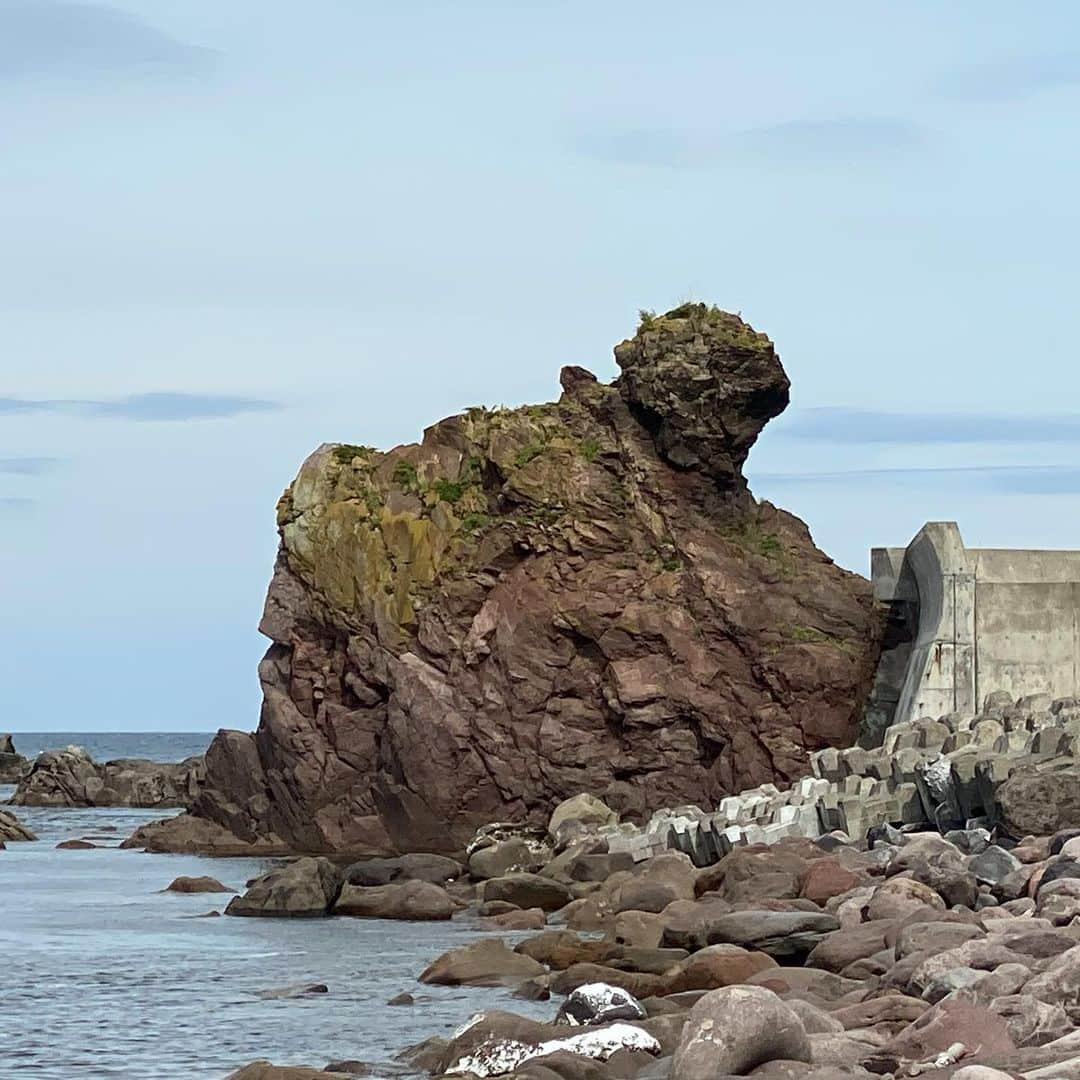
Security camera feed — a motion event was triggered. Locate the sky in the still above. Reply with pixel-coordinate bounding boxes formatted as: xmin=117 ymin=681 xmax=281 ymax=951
xmin=2 ymin=1 xmax=1080 ymax=732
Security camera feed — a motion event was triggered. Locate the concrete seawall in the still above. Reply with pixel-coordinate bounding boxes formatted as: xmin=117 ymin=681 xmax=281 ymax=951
xmin=865 ymin=521 xmax=1080 ymax=744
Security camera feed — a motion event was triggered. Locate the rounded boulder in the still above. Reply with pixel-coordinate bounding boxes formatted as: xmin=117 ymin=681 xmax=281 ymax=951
xmin=672 ymin=984 xmax=810 ymax=1080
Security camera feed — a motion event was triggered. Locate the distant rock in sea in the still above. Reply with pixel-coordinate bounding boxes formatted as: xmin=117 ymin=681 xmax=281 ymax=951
xmin=0 ymin=733 xmax=29 ymax=784
xmin=10 ymin=745 xmax=203 ymax=809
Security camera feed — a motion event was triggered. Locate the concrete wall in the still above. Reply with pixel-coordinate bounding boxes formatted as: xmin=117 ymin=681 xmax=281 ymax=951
xmin=864 ymin=522 xmax=1080 ymax=743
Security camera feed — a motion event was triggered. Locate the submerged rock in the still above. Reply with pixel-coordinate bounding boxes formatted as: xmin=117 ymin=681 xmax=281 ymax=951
xmin=164 ymin=875 xmax=233 ymax=894
xmin=137 ymin=305 xmax=882 ymax=855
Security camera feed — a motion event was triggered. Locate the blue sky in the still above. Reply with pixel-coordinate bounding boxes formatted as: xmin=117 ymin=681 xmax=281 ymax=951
xmin=2 ymin=1 xmax=1079 ymax=732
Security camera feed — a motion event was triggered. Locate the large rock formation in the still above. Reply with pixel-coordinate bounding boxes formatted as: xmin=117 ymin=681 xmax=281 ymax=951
xmin=132 ymin=305 xmax=882 ymax=855
xmin=11 ymin=746 xmax=204 ymax=808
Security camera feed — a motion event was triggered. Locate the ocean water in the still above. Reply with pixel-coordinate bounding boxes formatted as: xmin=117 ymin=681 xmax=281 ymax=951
xmin=1 ymin=734 xmax=548 ymax=1079
xmin=5 ymin=731 xmax=215 ymax=763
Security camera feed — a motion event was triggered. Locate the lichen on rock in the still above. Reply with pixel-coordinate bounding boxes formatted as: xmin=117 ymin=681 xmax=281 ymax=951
xmin=139 ymin=305 xmax=883 ymax=855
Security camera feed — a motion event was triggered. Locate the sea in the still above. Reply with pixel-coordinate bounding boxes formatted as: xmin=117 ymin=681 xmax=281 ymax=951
xmin=1 ymin=733 xmax=548 ymax=1079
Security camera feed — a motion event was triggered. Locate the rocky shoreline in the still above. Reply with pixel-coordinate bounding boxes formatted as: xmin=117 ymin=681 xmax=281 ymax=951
xmin=124 ymin=695 xmax=1074 ymax=1079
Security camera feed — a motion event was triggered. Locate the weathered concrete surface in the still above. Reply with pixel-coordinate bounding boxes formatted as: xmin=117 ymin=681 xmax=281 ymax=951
xmin=865 ymin=522 xmax=1080 ymax=743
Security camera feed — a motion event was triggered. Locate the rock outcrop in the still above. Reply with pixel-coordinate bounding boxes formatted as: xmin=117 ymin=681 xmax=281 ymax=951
xmin=11 ymin=746 xmax=203 ymax=808
xmin=0 ymin=807 xmax=36 ymax=843
xmin=135 ymin=305 xmax=882 ymax=855
xmin=0 ymin=733 xmax=29 ymax=784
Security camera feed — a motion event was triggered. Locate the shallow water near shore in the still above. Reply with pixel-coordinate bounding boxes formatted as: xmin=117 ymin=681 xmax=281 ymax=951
xmin=1 ymin=741 xmax=549 ymax=1079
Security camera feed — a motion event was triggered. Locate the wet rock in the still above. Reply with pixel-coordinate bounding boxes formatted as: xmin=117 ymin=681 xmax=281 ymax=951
xmin=555 ymin=984 xmax=646 ymax=1027
xmin=418 ymin=938 xmax=546 ymax=987
xmin=164 ymin=875 xmax=232 ymax=894
xmin=255 ymin=983 xmax=328 ymax=1000
xmin=481 ymin=874 xmax=572 ymax=913
xmin=333 ymin=880 xmax=455 ymax=920
xmin=387 ymin=992 xmax=414 ymax=1006
xmin=672 ymin=985 xmax=810 ymax=1079
xmin=56 ymin=839 xmax=98 ymax=849
xmin=226 ymin=1065 xmax=355 ymax=1080
xmin=225 ymin=858 xmax=342 ymax=918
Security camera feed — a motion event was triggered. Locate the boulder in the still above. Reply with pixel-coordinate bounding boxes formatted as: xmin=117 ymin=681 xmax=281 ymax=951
xmin=470 ymin=840 xmax=543 ymax=880
xmin=866 ymin=878 xmax=945 ymax=921
xmin=225 ymin=1065 xmax=355 ymax=1080
xmin=333 ymin=880 xmax=455 ymax=920
xmin=224 ymin=858 xmax=342 ymax=918
xmin=418 ymin=938 xmax=546 ymax=986
xmin=0 ymin=808 xmax=36 ymax=843
xmin=555 ymin=984 xmax=646 ymax=1027
xmin=997 ymin=765 xmax=1080 ymax=837
xmin=342 ymin=853 xmax=462 ymax=886
xmin=805 ymin=921 xmax=893 ymax=974
xmin=968 ymin=845 xmax=1021 ymax=887
xmin=164 ymin=875 xmax=232 ymax=894
xmin=481 ymin=873 xmax=572 ymax=913
xmin=670 ymin=910 xmax=839 ymax=959
xmin=672 ymin=985 xmax=811 ymax=1079
xmin=799 ymin=857 xmax=862 ymax=905
xmin=254 ymin=983 xmax=329 ymax=1000
xmin=515 ymin=931 xmax=616 ymax=970
xmin=482 ymin=908 xmax=547 ymax=931
xmin=548 ymin=795 xmax=618 ymax=842
xmin=665 ymin=943 xmax=777 ymax=993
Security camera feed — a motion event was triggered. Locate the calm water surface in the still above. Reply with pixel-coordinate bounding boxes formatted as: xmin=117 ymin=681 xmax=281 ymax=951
xmin=1 ymin=735 xmax=547 ymax=1079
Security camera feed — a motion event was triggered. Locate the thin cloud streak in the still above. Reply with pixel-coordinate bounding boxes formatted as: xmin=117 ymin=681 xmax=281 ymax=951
xmin=755 ymin=464 xmax=1080 ymax=496
xmin=0 ymin=2 xmax=217 ymax=80
xmin=576 ymin=116 xmax=921 ymax=168
xmin=783 ymin=407 xmax=1080 ymax=444
xmin=0 ymin=457 xmax=61 ymax=474
xmin=0 ymin=393 xmax=279 ymax=422
xmin=935 ymin=54 xmax=1080 ymax=102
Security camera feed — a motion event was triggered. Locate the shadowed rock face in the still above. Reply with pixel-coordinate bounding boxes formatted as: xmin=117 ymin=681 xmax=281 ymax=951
xmin=134 ymin=305 xmax=882 ymax=855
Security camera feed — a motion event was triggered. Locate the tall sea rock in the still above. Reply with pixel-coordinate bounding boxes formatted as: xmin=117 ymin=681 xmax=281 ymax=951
xmin=134 ymin=305 xmax=883 ymax=855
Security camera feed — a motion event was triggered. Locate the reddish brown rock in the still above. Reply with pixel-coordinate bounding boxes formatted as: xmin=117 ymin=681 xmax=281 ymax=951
xmin=133 ymin=306 xmax=882 ymax=854
xmin=800 ymin=856 xmax=863 ymax=905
